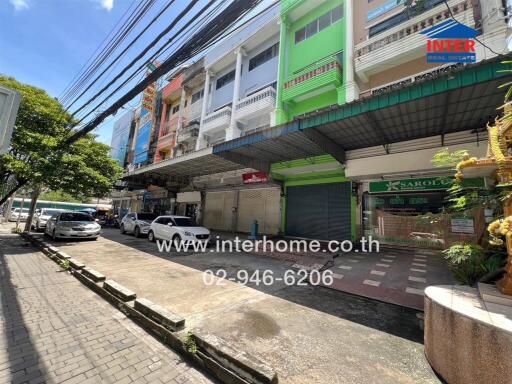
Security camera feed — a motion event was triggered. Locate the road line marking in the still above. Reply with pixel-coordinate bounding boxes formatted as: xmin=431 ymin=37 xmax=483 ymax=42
xmin=333 ymin=273 xmax=344 ymax=279
xmin=406 ymin=287 xmax=425 ymax=296
xmin=408 ymin=276 xmax=426 ymax=283
xmin=381 ymin=259 xmax=394 ymax=263
xmin=412 ymin=262 xmax=427 ymax=267
xmin=410 ymin=268 xmax=426 ymax=273
xmin=338 ymin=265 xmax=352 ymax=270
xmin=347 ymin=259 xmax=360 ymax=263
xmin=376 ymin=263 xmax=390 ymax=268
xmin=371 ymin=270 xmax=386 ymax=276
xmin=363 ymin=279 xmax=381 ymax=287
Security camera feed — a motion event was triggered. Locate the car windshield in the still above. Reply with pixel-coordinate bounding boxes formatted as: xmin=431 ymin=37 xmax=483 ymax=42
xmin=173 ymin=217 xmax=195 ymax=227
xmin=138 ymin=213 xmax=158 ymax=221
xmin=59 ymin=212 xmax=94 ymax=222
xmin=15 ymin=208 xmax=29 ymax=213
xmin=42 ymin=209 xmax=61 ymax=216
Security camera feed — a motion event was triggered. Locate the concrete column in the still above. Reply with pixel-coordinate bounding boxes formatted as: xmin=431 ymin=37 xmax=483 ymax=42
xmin=226 ymin=47 xmax=245 ymax=141
xmin=174 ymin=87 xmax=187 ymax=156
xmin=274 ymin=16 xmax=289 ymax=125
xmin=342 ymin=0 xmax=359 ymax=103
xmin=196 ymin=70 xmax=212 ymax=150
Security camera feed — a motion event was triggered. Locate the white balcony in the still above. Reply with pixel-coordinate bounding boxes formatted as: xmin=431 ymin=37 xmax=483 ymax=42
xmin=201 ymin=105 xmax=231 ymax=135
xmin=235 ymin=86 xmax=276 ymax=122
xmin=177 ymin=122 xmax=199 ymax=144
xmin=354 ymin=0 xmax=474 ymax=81
xmin=188 ymin=100 xmax=202 ymax=122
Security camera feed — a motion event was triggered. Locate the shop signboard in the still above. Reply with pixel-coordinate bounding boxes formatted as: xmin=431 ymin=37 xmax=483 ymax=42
xmin=243 ymin=172 xmax=269 ymax=184
xmin=451 ymin=218 xmax=475 ymax=234
xmin=369 ymin=176 xmax=484 ymax=193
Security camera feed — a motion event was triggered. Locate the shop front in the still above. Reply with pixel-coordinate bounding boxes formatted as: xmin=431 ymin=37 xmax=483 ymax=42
xmin=363 ymin=176 xmax=486 ymax=249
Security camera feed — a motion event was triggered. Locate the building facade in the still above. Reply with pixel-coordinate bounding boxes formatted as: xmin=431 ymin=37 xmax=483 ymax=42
xmin=118 ymin=0 xmax=510 ymax=247
xmin=110 ymin=110 xmax=135 ymax=167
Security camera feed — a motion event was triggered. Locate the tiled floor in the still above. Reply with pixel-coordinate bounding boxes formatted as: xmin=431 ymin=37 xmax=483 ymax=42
xmin=321 ymin=247 xmax=455 ymax=310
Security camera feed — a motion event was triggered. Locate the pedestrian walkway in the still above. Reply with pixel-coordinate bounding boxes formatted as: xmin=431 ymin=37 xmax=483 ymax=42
xmin=0 ymin=231 xmax=215 ymax=384
xmin=322 ymin=247 xmax=455 ymax=310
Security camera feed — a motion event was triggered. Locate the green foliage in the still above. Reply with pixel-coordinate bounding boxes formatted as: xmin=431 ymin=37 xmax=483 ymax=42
xmin=443 ymin=243 xmax=486 ymax=285
xmin=431 ymin=148 xmax=469 ymax=168
xmin=39 ymin=190 xmax=91 ymax=203
xmin=59 ymin=259 xmax=70 ymax=270
xmin=184 ymin=332 xmax=198 ymax=354
xmin=398 ymin=0 xmax=427 ymax=17
xmin=0 ymin=76 xmax=123 ymax=203
xmin=10 ymin=226 xmax=22 ymax=234
xmin=443 ymin=244 xmax=507 ymax=285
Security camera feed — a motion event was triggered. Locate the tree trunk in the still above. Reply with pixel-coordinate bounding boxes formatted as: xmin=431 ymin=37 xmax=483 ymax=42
xmin=0 ymin=179 xmax=27 ymax=206
xmin=24 ymin=187 xmax=40 ymax=233
xmin=15 ymin=196 xmax=25 ymax=231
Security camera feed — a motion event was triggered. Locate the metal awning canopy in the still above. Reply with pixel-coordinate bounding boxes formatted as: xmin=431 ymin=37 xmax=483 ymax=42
xmin=122 ymin=147 xmax=267 ymax=187
xmin=123 ymin=56 xmax=512 ymax=187
xmin=214 ymin=55 xmax=512 ymax=166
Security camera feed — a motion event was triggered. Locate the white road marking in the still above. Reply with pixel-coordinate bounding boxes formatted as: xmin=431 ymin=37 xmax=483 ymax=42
xmin=412 ymin=262 xmax=427 ymax=267
xmin=338 ymin=265 xmax=352 ymax=270
xmin=376 ymin=263 xmax=390 ymax=268
xmin=410 ymin=268 xmax=426 ymax=273
xmin=408 ymin=276 xmax=426 ymax=283
xmin=363 ymin=279 xmax=381 ymax=287
xmin=406 ymin=287 xmax=425 ymax=296
xmin=371 ymin=270 xmax=386 ymax=276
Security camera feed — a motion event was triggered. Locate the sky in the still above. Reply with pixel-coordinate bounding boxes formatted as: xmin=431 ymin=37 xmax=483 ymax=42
xmin=0 ymin=0 xmax=217 ymax=146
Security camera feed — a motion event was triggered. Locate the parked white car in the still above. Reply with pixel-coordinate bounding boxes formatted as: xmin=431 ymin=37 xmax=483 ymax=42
xmin=148 ymin=216 xmax=210 ymax=246
xmin=45 ymin=211 xmax=101 ymax=240
xmin=32 ymin=208 xmax=67 ymax=231
xmin=9 ymin=208 xmax=29 ymax=222
xmin=120 ymin=212 xmax=159 ymax=238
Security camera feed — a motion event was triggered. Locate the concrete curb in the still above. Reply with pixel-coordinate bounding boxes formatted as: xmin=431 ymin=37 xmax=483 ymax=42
xmin=20 ymin=232 xmax=278 ymax=384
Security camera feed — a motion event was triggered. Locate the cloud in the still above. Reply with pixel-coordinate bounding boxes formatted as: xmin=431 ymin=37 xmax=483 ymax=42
xmin=10 ymin=0 xmax=30 ymax=11
xmin=97 ymin=0 xmax=114 ymax=11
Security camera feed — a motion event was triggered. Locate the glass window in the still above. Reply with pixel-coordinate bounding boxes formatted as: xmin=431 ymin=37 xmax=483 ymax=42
xmin=137 ymin=213 xmax=158 ymax=221
xmin=295 ymin=27 xmax=306 ymax=44
xmin=191 ymin=89 xmax=204 ymax=104
xmin=331 ymin=5 xmax=343 ymax=22
xmin=305 ymin=20 xmax=318 ymax=39
xmin=172 ymin=105 xmax=180 ymax=114
xmin=318 ymin=12 xmax=331 ymax=31
xmin=249 ymin=42 xmax=279 ymax=71
xmin=173 ymin=217 xmax=195 ymax=227
xmin=42 ymin=209 xmax=62 ymax=216
xmin=215 ymin=70 xmax=236 ymax=90
xmin=59 ymin=212 xmax=94 ymax=222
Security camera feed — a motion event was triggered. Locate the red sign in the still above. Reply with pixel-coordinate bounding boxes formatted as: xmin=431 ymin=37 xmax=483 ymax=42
xmin=242 ymin=172 xmax=269 ymax=184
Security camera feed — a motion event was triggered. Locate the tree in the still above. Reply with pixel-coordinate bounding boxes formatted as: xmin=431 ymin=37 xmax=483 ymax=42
xmin=398 ymin=0 xmax=427 ymax=19
xmin=0 ymin=75 xmax=122 ymax=205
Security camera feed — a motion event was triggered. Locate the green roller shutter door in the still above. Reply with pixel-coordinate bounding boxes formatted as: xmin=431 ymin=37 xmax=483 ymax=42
xmin=285 ymin=182 xmax=351 ymax=240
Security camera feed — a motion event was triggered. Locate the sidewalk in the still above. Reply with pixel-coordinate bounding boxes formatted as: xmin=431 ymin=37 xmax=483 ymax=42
xmin=0 ymin=229 xmax=215 ymax=384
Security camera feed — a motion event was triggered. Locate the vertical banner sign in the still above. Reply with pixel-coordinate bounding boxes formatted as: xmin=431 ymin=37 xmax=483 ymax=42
xmin=134 ymin=63 xmax=159 ymax=164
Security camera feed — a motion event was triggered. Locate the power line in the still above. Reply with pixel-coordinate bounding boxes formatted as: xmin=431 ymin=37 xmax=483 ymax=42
xmin=61 ymin=0 xmax=263 ymax=147
xmin=61 ymin=0 xmax=156 ymax=105
xmin=443 ymin=0 xmax=501 ymax=56
xmin=65 ymin=0 xmax=178 ymax=111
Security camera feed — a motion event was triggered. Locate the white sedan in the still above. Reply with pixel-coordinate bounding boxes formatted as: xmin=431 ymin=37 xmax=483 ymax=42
xmin=32 ymin=208 xmax=66 ymax=231
xmin=9 ymin=208 xmax=29 ymax=222
xmin=45 ymin=211 xmax=101 ymax=240
xmin=148 ymin=216 xmax=210 ymax=246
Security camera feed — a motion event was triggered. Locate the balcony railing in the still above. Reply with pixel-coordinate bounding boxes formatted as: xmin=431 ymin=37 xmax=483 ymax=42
xmin=355 ymin=0 xmax=473 ymax=66
xmin=201 ymin=105 xmax=232 ymax=134
xmin=282 ymin=56 xmax=342 ymax=102
xmin=188 ymin=100 xmax=202 ymax=121
xmin=177 ymin=122 xmax=199 ymax=143
xmin=159 ymin=116 xmax=180 ymax=137
xmin=235 ymin=86 xmax=276 ymax=121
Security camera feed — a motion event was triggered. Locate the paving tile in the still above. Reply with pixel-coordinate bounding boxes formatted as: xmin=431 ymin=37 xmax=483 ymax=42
xmin=363 ymin=279 xmax=381 ymax=287
xmin=410 ymin=268 xmax=426 ymax=273
xmin=338 ymin=265 xmax=352 ymax=270
xmin=406 ymin=287 xmax=425 ymax=296
xmin=376 ymin=263 xmax=390 ymax=268
xmin=408 ymin=276 xmax=426 ymax=283
xmin=370 ymin=270 xmax=386 ymax=276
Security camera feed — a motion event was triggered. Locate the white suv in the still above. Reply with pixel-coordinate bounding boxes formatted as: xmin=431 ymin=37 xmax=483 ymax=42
xmin=120 ymin=212 xmax=158 ymax=238
xmin=148 ymin=216 xmax=210 ymax=246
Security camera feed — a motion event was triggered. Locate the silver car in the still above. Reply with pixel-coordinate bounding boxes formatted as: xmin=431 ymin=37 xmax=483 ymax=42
xmin=120 ymin=212 xmax=158 ymax=238
xmin=45 ymin=211 xmax=101 ymax=241
xmin=32 ymin=208 xmax=66 ymax=231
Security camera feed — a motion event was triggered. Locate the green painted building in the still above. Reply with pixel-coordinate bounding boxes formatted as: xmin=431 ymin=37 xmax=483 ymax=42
xmin=270 ymin=0 xmax=354 ymax=241
xmin=275 ymin=0 xmax=347 ymax=124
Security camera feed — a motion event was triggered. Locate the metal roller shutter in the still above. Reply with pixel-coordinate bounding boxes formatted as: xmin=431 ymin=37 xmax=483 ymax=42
xmin=286 ymin=182 xmax=351 ymax=240
xmin=237 ymin=188 xmax=281 ymax=235
xmin=203 ymin=191 xmax=235 ymax=231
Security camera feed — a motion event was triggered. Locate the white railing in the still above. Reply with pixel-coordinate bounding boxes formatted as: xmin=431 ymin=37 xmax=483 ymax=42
xmin=236 ymin=86 xmax=276 ymax=111
xmin=177 ymin=123 xmax=199 ymax=143
xmin=202 ymin=105 xmax=232 ymax=125
xmin=188 ymin=100 xmax=202 ymax=121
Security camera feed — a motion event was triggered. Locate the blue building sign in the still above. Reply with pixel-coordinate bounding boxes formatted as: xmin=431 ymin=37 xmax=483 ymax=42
xmin=133 ymin=108 xmax=153 ymax=164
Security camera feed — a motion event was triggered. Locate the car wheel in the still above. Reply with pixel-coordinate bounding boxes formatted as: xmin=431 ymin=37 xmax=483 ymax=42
xmin=52 ymin=229 xmax=58 ymax=241
xmin=148 ymin=230 xmax=155 ymax=242
xmin=172 ymin=234 xmax=182 ymax=249
xmin=134 ymin=226 xmax=141 ymax=238
xmin=120 ymin=224 xmax=126 ymax=234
